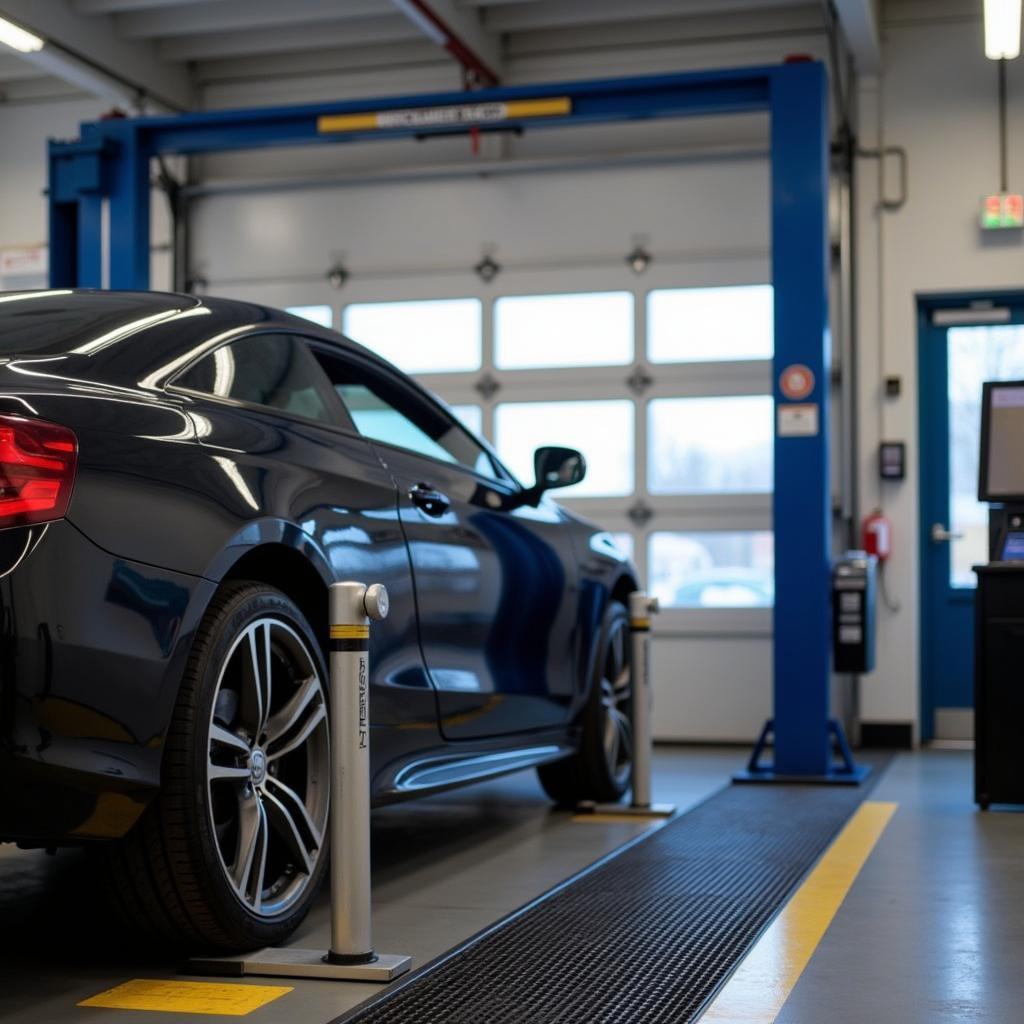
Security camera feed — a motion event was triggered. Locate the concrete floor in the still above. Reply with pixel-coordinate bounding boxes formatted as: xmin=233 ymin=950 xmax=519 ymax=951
xmin=775 ymin=749 xmax=1024 ymax=1024
xmin=0 ymin=747 xmax=739 ymax=1023
xmin=0 ymin=747 xmax=1019 ymax=1023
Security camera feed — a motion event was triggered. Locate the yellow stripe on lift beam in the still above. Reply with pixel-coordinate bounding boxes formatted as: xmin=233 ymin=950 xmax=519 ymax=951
xmin=700 ymin=800 xmax=898 ymax=1023
xmin=78 ymin=979 xmax=292 ymax=1016
xmin=504 ymin=97 xmax=572 ymax=118
xmin=330 ymin=624 xmax=370 ymax=640
xmin=317 ymin=112 xmax=379 ymax=132
xmin=318 ymin=96 xmax=571 ymax=134
xmin=631 ymin=618 xmax=651 ymax=630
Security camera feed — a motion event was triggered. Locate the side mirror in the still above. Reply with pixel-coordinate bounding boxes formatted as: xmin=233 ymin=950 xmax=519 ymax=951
xmin=533 ymin=446 xmax=586 ymax=494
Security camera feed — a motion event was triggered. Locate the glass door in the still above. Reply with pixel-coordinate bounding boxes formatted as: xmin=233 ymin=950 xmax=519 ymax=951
xmin=919 ymin=296 xmax=1024 ymax=741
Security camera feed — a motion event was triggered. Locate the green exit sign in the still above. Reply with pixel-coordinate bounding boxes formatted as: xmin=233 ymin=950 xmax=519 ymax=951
xmin=981 ymin=192 xmax=1024 ymax=229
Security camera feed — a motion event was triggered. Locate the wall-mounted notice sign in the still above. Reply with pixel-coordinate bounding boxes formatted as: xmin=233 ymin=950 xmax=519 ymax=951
xmin=778 ymin=403 xmax=819 ymax=437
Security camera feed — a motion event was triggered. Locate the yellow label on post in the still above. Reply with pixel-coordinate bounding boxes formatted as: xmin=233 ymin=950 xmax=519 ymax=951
xmin=330 ymin=624 xmax=370 ymax=639
xmin=77 ymin=979 xmax=292 ymax=1016
xmin=318 ymin=96 xmax=571 ymax=134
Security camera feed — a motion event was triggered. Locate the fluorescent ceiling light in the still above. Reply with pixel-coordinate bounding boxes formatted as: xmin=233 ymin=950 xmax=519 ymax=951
xmin=985 ymin=0 xmax=1022 ymax=60
xmin=0 ymin=16 xmax=43 ymax=53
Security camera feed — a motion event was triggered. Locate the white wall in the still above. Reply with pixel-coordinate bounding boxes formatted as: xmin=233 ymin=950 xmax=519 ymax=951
xmin=0 ymin=99 xmax=103 ymax=252
xmin=855 ymin=6 xmax=1024 ymax=741
xmin=0 ymin=98 xmax=175 ymax=290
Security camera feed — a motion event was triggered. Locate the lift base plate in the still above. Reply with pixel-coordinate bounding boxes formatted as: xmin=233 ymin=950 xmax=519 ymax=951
xmin=733 ymin=764 xmax=871 ymax=786
xmin=189 ymin=948 xmax=412 ymax=983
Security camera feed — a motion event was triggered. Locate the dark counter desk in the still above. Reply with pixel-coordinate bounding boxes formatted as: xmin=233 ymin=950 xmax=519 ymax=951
xmin=974 ymin=563 xmax=1024 ymax=808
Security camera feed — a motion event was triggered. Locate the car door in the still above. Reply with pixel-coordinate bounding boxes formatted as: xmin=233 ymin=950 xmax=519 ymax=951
xmin=310 ymin=343 xmax=581 ymax=740
xmin=169 ymin=331 xmax=438 ymax=734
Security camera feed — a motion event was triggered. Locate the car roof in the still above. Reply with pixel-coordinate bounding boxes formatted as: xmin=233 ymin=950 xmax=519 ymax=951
xmin=0 ymin=289 xmax=364 ymax=387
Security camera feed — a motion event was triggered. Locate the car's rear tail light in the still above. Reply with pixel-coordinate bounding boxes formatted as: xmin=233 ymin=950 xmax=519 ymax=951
xmin=0 ymin=415 xmax=78 ymax=528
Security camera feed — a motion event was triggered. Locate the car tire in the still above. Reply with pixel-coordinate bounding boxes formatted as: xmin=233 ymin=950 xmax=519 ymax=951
xmin=537 ymin=599 xmax=633 ymax=806
xmin=104 ymin=581 xmax=331 ymax=951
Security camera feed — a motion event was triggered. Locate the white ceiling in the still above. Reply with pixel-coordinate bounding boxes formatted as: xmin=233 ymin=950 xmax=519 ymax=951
xmin=0 ymin=0 xmax=871 ymax=111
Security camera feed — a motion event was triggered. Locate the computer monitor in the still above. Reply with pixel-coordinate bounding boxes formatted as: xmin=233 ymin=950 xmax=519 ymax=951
xmin=979 ymin=380 xmax=1024 ymax=503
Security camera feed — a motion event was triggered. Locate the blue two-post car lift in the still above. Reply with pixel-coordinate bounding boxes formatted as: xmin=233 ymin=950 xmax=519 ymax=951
xmin=47 ymin=61 xmax=866 ymax=784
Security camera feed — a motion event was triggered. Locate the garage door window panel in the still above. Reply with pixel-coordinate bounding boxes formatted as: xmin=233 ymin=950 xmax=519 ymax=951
xmin=494 ymin=399 xmax=634 ymax=498
xmin=494 ymin=292 xmax=633 ymax=370
xmin=286 ymin=304 xmax=333 ymax=328
xmin=648 ymin=395 xmax=774 ymax=495
xmin=650 ymin=530 xmax=774 ymax=609
xmin=342 ymin=298 xmax=482 ymax=375
xmin=648 ymin=285 xmax=773 ymax=363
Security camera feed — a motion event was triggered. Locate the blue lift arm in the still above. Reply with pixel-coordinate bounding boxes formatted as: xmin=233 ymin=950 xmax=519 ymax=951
xmin=47 ymin=61 xmax=863 ymax=782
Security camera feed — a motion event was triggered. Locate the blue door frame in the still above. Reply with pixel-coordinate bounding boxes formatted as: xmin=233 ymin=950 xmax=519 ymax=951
xmin=47 ymin=62 xmax=858 ymax=781
xmin=918 ymin=291 xmax=1024 ymax=741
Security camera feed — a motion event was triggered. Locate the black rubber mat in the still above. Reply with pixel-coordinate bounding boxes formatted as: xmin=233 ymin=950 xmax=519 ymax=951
xmin=336 ymin=772 xmax=886 ymax=1024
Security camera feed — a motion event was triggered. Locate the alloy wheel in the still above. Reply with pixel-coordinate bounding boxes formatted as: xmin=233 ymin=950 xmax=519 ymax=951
xmin=206 ymin=617 xmax=330 ymax=917
xmin=599 ymin=614 xmax=633 ymax=787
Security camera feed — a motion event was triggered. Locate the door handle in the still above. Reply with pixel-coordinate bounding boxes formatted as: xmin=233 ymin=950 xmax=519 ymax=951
xmin=409 ymin=482 xmax=451 ymax=517
xmin=931 ymin=522 xmax=964 ymax=543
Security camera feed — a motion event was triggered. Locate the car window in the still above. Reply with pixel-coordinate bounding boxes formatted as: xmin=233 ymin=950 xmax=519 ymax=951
xmin=312 ymin=348 xmax=502 ymax=481
xmin=173 ymin=333 xmax=335 ymax=425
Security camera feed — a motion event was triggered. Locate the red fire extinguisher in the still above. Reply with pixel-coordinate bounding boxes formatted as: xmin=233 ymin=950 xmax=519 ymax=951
xmin=862 ymin=508 xmax=892 ymax=562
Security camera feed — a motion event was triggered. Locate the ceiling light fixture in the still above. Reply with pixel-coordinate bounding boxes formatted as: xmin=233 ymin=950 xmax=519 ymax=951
xmin=0 ymin=16 xmax=43 ymax=53
xmin=984 ymin=0 xmax=1021 ymax=60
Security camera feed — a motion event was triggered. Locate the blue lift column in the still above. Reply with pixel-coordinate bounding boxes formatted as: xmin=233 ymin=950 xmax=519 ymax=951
xmin=738 ymin=60 xmax=867 ymax=784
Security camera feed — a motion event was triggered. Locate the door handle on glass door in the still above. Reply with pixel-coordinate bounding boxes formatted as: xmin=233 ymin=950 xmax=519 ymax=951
xmin=409 ymin=483 xmax=451 ymax=517
xmin=931 ymin=523 xmax=964 ymax=543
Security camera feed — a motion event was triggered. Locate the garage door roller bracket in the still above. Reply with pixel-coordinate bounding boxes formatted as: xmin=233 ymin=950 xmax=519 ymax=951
xmin=189 ymin=581 xmax=412 ymax=983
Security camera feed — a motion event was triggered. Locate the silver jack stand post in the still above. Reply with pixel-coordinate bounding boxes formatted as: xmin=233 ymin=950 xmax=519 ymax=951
xmin=190 ymin=582 xmax=412 ymax=983
xmin=577 ymin=591 xmax=675 ymax=818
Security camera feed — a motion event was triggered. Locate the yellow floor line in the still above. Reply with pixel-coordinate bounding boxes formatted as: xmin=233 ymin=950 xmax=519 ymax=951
xmin=77 ymin=979 xmax=292 ymax=1016
xmin=570 ymin=812 xmax=665 ymax=824
xmin=700 ymin=800 xmax=898 ymax=1024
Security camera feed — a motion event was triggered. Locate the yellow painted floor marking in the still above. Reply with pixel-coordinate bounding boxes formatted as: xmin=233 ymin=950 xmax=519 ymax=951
xmin=700 ymin=800 xmax=898 ymax=1023
xmin=571 ymin=812 xmax=664 ymax=825
xmin=77 ymin=979 xmax=292 ymax=1016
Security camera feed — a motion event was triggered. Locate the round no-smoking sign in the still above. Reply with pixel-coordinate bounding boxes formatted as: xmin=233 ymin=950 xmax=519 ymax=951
xmin=779 ymin=363 xmax=815 ymax=400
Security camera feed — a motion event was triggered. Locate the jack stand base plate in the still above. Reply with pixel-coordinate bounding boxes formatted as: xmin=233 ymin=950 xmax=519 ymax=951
xmin=189 ymin=948 xmax=412 ymax=983
xmin=576 ymin=800 xmax=676 ymax=818
xmin=733 ymin=764 xmax=871 ymax=786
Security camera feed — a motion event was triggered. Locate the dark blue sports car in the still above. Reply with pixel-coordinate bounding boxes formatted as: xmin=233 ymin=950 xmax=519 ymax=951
xmin=0 ymin=290 xmax=637 ymax=949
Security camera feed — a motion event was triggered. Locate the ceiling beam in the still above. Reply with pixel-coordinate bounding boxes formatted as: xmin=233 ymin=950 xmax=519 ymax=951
xmin=391 ymin=0 xmax=502 ymax=84
xmin=0 ymin=74 xmax=88 ymax=103
xmin=507 ymin=6 xmax=823 ymax=56
xmin=157 ymin=17 xmax=422 ymax=62
xmin=833 ymin=0 xmax=881 ymax=72
xmin=195 ymin=41 xmax=448 ymax=85
xmin=74 ymin=0 xmax=212 ymax=12
xmin=0 ymin=0 xmax=192 ymax=109
xmin=117 ymin=0 xmax=386 ymax=38
xmin=0 ymin=51 xmax=42 ymax=81
xmin=481 ymin=0 xmax=812 ymax=33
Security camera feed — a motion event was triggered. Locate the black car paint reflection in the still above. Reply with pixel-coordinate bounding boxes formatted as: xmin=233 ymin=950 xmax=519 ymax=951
xmin=0 ymin=290 xmax=636 ymax=845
